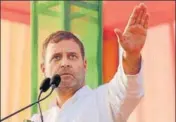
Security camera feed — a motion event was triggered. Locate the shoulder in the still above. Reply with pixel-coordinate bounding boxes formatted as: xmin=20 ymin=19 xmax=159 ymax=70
xmin=93 ymin=83 xmax=109 ymax=99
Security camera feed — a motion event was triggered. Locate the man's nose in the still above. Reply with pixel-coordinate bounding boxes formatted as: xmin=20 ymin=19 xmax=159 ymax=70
xmin=60 ymin=57 xmax=71 ymax=68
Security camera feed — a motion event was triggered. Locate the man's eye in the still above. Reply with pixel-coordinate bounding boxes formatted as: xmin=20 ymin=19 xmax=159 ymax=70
xmin=53 ymin=56 xmax=61 ymax=61
xmin=69 ymin=55 xmax=77 ymax=60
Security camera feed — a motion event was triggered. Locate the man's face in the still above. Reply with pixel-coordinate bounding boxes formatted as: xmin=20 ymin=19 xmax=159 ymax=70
xmin=42 ymin=39 xmax=87 ymax=92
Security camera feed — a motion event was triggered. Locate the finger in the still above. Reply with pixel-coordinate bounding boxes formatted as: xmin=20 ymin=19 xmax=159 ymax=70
xmin=136 ymin=9 xmax=143 ymax=24
xmin=141 ymin=13 xmax=147 ymax=27
xmin=144 ymin=13 xmax=149 ymax=29
xmin=136 ymin=3 xmax=146 ymax=24
xmin=139 ymin=7 xmax=147 ymax=24
xmin=114 ymin=29 xmax=124 ymax=43
xmin=128 ymin=6 xmax=139 ymax=26
xmin=139 ymin=3 xmax=146 ymax=8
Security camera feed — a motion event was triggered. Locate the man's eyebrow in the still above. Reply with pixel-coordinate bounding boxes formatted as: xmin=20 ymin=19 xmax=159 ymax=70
xmin=67 ymin=52 xmax=78 ymax=54
xmin=51 ymin=52 xmax=62 ymax=57
xmin=50 ymin=52 xmax=78 ymax=58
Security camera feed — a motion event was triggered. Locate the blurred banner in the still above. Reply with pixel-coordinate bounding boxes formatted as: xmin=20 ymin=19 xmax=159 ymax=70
xmin=1 ymin=19 xmax=31 ymax=122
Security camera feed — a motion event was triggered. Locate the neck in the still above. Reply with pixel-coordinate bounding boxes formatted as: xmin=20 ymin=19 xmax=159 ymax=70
xmin=56 ymin=91 xmax=74 ymax=108
xmin=56 ymin=87 xmax=81 ymax=108
xmin=56 ymin=82 xmax=85 ymax=108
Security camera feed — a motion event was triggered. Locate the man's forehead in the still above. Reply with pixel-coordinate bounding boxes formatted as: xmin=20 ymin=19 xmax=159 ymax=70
xmin=46 ymin=40 xmax=81 ymax=53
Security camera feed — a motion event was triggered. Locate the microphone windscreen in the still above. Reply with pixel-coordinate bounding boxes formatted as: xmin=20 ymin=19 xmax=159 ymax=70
xmin=50 ymin=74 xmax=61 ymax=87
xmin=40 ymin=78 xmax=51 ymax=92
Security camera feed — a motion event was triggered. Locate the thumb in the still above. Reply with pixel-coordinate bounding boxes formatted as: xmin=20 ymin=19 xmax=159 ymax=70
xmin=114 ymin=28 xmax=123 ymax=42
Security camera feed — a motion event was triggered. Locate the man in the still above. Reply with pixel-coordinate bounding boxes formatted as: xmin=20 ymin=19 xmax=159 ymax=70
xmin=31 ymin=3 xmax=149 ymax=122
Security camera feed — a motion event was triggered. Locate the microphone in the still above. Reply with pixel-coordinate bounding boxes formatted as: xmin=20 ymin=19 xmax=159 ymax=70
xmin=37 ymin=74 xmax=61 ymax=122
xmin=0 ymin=77 xmax=51 ymax=121
xmin=50 ymin=74 xmax=61 ymax=89
xmin=39 ymin=78 xmax=51 ymax=92
xmin=38 ymin=77 xmax=51 ymax=122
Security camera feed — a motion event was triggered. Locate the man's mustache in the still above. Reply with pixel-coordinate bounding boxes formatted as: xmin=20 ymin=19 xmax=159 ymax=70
xmin=57 ymin=69 xmax=74 ymax=76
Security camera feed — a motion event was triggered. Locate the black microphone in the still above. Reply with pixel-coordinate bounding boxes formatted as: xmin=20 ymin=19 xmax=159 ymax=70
xmin=50 ymin=74 xmax=61 ymax=89
xmin=38 ymin=77 xmax=51 ymax=122
xmin=39 ymin=77 xmax=51 ymax=92
xmin=37 ymin=74 xmax=61 ymax=122
xmin=0 ymin=77 xmax=51 ymax=122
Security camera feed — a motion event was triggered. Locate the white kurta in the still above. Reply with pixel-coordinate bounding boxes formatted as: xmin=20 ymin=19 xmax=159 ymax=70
xmin=30 ymin=61 xmax=144 ymax=122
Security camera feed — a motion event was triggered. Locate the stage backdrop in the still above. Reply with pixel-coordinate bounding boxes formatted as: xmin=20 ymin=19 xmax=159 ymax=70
xmin=1 ymin=1 xmax=175 ymax=122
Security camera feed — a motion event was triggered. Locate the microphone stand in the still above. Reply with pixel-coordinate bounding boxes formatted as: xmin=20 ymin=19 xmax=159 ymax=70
xmin=38 ymin=91 xmax=44 ymax=122
xmin=1 ymin=88 xmax=55 ymax=121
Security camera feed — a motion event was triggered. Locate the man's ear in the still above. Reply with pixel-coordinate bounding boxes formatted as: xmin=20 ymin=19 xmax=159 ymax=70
xmin=83 ymin=58 xmax=87 ymax=72
xmin=40 ymin=63 xmax=46 ymax=76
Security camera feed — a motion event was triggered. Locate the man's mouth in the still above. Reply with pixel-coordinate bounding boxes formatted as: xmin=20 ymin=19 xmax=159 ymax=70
xmin=60 ymin=73 xmax=73 ymax=77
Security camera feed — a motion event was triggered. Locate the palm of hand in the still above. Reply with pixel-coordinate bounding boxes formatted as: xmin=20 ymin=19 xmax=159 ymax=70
xmin=122 ymin=24 xmax=147 ymax=53
xmin=115 ymin=3 xmax=149 ymax=55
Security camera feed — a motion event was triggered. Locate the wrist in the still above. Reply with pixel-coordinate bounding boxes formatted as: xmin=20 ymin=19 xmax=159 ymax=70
xmin=122 ymin=51 xmax=141 ymax=74
xmin=123 ymin=51 xmax=141 ymax=61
